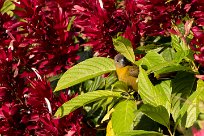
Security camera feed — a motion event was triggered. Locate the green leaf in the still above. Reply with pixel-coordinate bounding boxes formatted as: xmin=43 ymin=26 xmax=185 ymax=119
xmin=138 ymin=67 xmax=168 ymax=107
xmin=174 ymin=50 xmax=189 ymax=63
xmin=137 ymin=51 xmax=166 ymax=70
xmin=161 ymin=48 xmax=176 ymax=61
xmin=111 ymin=100 xmax=137 ymax=134
xmin=155 ymin=80 xmax=172 ymax=113
xmin=54 ymin=57 xmax=115 ymax=92
xmin=105 ymin=72 xmax=118 ymax=89
xmin=118 ymin=130 xmax=162 ymax=136
xmin=113 ymin=36 xmax=135 ymax=63
xmin=155 ymin=64 xmax=192 ymax=75
xmin=140 ymin=104 xmax=170 ymax=127
xmin=137 ymin=44 xmax=163 ymax=51
xmin=111 ymin=81 xmax=129 ymax=92
xmin=0 ymin=0 xmax=15 ymax=16
xmin=134 ymin=112 xmax=160 ymax=131
xmin=54 ymin=90 xmax=121 ymax=117
xmin=171 ymin=34 xmax=190 ymax=63
xmin=171 ymin=35 xmax=182 ymax=52
xmin=171 ymin=72 xmax=196 ymax=122
xmin=178 ymin=80 xmax=204 ymax=128
xmin=67 ymin=16 xmax=75 ymax=31
xmin=84 ymin=76 xmax=105 ymax=92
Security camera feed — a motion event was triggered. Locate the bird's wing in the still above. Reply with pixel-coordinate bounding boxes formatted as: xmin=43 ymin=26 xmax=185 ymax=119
xmin=127 ymin=65 xmax=139 ymax=77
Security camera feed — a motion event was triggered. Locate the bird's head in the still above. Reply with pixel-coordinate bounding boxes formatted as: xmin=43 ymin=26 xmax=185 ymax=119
xmin=114 ymin=54 xmax=129 ymax=68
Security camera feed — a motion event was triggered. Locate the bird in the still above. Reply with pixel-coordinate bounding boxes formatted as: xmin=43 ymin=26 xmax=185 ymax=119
xmin=114 ymin=54 xmax=139 ymax=91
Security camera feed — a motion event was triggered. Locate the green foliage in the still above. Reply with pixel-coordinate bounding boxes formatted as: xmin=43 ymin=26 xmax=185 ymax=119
xmin=54 ymin=57 xmax=115 ymax=91
xmin=113 ymin=36 xmax=135 ymax=63
xmin=140 ymin=104 xmax=170 ymax=128
xmin=111 ymin=100 xmax=137 ymax=134
xmin=54 ymin=35 xmax=201 ymax=135
xmin=118 ymin=130 xmax=162 ymax=136
xmin=54 ymin=90 xmax=122 ymax=117
xmin=138 ymin=67 xmax=170 ymax=109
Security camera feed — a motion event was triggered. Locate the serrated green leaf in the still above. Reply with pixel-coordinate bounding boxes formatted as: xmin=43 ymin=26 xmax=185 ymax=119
xmin=54 ymin=57 xmax=115 ymax=92
xmin=105 ymin=72 xmax=118 ymax=89
xmin=84 ymin=76 xmax=105 ymax=92
xmin=174 ymin=50 xmax=189 ymax=63
xmin=54 ymin=90 xmax=121 ymax=117
xmin=171 ymin=72 xmax=196 ymax=122
xmin=171 ymin=35 xmax=182 ymax=52
xmin=155 ymin=80 xmax=172 ymax=113
xmin=178 ymin=80 xmax=204 ymax=128
xmin=161 ymin=48 xmax=176 ymax=61
xmin=111 ymin=100 xmax=137 ymax=135
xmin=111 ymin=81 xmax=129 ymax=92
xmin=118 ymin=130 xmax=162 ymax=136
xmin=138 ymin=67 xmax=168 ymax=107
xmin=171 ymin=34 xmax=190 ymax=63
xmin=113 ymin=36 xmax=135 ymax=63
xmin=140 ymin=104 xmax=170 ymax=127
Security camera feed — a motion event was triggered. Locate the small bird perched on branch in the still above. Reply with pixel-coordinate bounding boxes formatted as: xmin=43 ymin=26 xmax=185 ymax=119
xmin=114 ymin=54 xmax=139 ymax=91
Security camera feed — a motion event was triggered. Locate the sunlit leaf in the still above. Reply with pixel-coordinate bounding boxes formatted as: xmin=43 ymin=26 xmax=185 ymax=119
xmin=54 ymin=90 xmax=121 ymax=117
xmin=138 ymin=67 xmax=169 ymax=107
xmin=54 ymin=57 xmax=115 ymax=91
xmin=111 ymin=100 xmax=137 ymax=134
xmin=113 ymin=36 xmax=135 ymax=63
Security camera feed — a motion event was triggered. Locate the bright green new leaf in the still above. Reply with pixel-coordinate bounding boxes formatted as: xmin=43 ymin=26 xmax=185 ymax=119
xmin=113 ymin=36 xmax=135 ymax=63
xmin=111 ymin=100 xmax=137 ymax=135
xmin=138 ymin=67 xmax=168 ymax=107
xmin=140 ymin=104 xmax=170 ymax=128
xmin=54 ymin=90 xmax=121 ymax=117
xmin=54 ymin=57 xmax=115 ymax=92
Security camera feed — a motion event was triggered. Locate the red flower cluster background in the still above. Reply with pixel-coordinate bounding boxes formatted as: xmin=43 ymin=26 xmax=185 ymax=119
xmin=0 ymin=0 xmax=204 ymax=135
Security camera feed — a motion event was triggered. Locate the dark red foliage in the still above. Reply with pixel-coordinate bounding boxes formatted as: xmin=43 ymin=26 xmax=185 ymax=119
xmin=188 ymin=0 xmax=204 ymax=78
xmin=0 ymin=0 xmax=94 ymax=135
xmin=71 ymin=0 xmax=128 ymax=56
